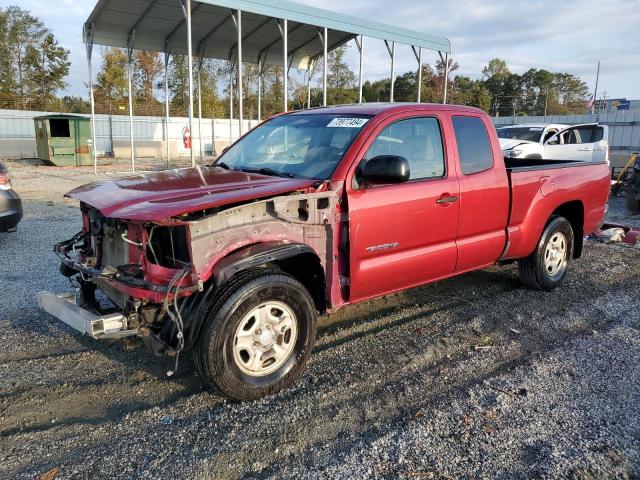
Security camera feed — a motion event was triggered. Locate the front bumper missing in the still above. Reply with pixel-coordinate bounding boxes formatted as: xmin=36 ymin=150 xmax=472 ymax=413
xmin=37 ymin=291 xmax=137 ymax=340
xmin=54 ymin=233 xmax=199 ymax=297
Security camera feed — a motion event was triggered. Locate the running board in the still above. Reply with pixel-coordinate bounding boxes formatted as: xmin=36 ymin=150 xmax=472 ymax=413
xmin=37 ymin=291 xmax=137 ymax=340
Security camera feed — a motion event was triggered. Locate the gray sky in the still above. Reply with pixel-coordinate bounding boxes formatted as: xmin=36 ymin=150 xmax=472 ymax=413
xmin=3 ymin=0 xmax=640 ymax=100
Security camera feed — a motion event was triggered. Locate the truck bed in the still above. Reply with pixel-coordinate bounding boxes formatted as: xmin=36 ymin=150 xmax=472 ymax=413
xmin=504 ymin=157 xmax=607 ymax=172
xmin=503 ymin=157 xmax=611 ymax=260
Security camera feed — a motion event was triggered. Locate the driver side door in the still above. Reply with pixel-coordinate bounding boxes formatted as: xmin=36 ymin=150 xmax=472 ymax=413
xmin=346 ymin=115 xmax=460 ymax=302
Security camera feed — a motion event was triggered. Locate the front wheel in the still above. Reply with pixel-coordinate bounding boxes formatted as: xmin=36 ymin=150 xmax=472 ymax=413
xmin=518 ymin=216 xmax=574 ymax=291
xmin=194 ymin=271 xmax=317 ymax=401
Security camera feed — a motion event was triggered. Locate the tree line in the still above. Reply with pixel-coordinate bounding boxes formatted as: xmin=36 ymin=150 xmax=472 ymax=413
xmin=0 ymin=5 xmax=592 ymax=118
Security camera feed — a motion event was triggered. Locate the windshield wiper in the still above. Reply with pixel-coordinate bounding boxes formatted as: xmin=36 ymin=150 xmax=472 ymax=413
xmin=239 ymin=167 xmax=295 ymax=179
xmin=214 ymin=161 xmax=232 ymax=170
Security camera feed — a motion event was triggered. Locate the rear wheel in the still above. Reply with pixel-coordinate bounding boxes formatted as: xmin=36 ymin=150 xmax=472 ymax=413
xmin=195 ymin=271 xmax=317 ymax=401
xmin=518 ymin=216 xmax=574 ymax=291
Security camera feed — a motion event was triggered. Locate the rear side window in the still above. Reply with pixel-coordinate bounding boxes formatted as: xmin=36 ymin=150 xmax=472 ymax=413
xmin=567 ymin=126 xmax=604 ymax=144
xmin=452 ymin=116 xmax=494 ymax=175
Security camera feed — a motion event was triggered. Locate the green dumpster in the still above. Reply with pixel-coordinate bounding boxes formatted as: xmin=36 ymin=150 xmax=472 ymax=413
xmin=34 ymin=114 xmax=94 ymax=166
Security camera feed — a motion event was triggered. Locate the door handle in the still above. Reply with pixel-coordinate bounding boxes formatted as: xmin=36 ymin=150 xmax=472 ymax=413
xmin=578 ymin=147 xmax=593 ymax=151
xmin=436 ymin=195 xmax=458 ymax=205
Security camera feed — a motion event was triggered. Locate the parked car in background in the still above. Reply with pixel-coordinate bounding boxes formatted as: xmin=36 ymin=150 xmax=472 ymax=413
xmin=0 ymin=162 xmax=23 ymax=233
xmin=498 ymin=123 xmax=609 ymax=164
xmin=39 ymin=104 xmax=610 ymax=402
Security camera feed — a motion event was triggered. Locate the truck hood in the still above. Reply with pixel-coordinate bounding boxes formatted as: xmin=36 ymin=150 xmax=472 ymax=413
xmin=498 ymin=138 xmax=536 ymax=151
xmin=66 ymin=166 xmax=319 ymax=221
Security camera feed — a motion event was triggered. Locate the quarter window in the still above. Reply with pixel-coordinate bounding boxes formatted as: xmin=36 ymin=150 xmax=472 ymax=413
xmin=452 ymin=116 xmax=494 ymax=175
xmin=363 ymin=117 xmax=445 ymax=181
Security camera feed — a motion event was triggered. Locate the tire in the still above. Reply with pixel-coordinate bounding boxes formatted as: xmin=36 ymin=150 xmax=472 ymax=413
xmin=518 ymin=216 xmax=574 ymax=291
xmin=627 ymin=191 xmax=640 ymax=215
xmin=194 ymin=271 xmax=317 ymax=401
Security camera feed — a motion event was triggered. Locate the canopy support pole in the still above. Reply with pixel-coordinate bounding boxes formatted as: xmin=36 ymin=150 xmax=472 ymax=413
xmin=257 ymin=56 xmax=264 ymax=122
xmin=439 ymin=51 xmax=449 ymax=104
xmin=355 ymin=35 xmax=364 ymax=104
xmin=322 ymin=28 xmax=328 ymax=106
xmin=181 ymin=0 xmax=195 ymax=167
xmin=385 ymin=40 xmax=395 ymax=102
xmin=197 ymin=56 xmax=203 ymax=161
xmin=164 ymin=51 xmax=171 ymax=168
xmin=412 ymin=46 xmax=423 ymax=102
xmin=307 ymin=59 xmax=315 ymax=108
xmin=231 ymin=10 xmax=244 ymax=134
xmin=126 ymin=38 xmax=135 ymax=172
xmin=84 ymin=24 xmax=98 ymax=175
xmin=277 ymin=19 xmax=288 ymax=112
xmin=229 ymin=64 xmax=234 ymax=145
xmin=284 ymin=20 xmax=288 ymax=112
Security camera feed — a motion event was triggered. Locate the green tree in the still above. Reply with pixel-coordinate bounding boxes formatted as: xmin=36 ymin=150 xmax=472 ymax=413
xmin=550 ymin=73 xmax=589 ymax=115
xmin=327 ymin=46 xmax=356 ymax=104
xmin=0 ymin=9 xmax=15 ymax=107
xmin=6 ymin=6 xmax=46 ymax=107
xmin=24 ymin=33 xmax=70 ymax=111
xmin=134 ymin=50 xmax=163 ymax=114
xmin=168 ymin=54 xmax=190 ymax=116
xmin=393 ymin=71 xmax=418 ymax=102
xmin=197 ymin=59 xmax=224 ymax=118
xmin=59 ymin=95 xmax=90 ymax=113
xmin=450 ymin=76 xmax=492 ymax=112
xmin=482 ymin=58 xmax=511 ymax=115
xmin=94 ymin=47 xmax=128 ymax=114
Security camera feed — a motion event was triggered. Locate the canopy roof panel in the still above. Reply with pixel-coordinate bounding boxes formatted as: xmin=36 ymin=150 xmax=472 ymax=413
xmin=85 ymin=0 xmax=451 ymax=69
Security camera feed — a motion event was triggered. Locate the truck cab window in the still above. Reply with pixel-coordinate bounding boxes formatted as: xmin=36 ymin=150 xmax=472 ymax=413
xmin=362 ymin=117 xmax=445 ymax=182
xmin=452 ymin=116 xmax=494 ymax=175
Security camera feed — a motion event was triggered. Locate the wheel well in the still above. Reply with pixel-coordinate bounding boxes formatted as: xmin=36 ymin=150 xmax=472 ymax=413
xmin=552 ymin=201 xmax=584 ymax=258
xmin=211 ymin=243 xmax=327 ymax=314
xmin=269 ymin=253 xmax=327 ymax=314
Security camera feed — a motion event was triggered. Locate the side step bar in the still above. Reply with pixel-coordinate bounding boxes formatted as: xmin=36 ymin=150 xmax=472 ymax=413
xmin=37 ymin=291 xmax=137 ymax=340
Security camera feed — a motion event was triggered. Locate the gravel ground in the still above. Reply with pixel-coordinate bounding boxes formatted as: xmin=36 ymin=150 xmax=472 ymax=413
xmin=1 ymin=161 xmax=639 ymax=480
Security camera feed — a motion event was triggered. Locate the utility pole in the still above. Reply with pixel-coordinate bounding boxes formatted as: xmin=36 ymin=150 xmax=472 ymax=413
xmin=592 ymin=60 xmax=600 ymax=114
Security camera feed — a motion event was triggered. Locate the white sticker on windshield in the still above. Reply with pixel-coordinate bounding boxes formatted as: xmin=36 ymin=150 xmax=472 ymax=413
xmin=529 ymin=127 xmax=543 ymax=131
xmin=327 ymin=118 xmax=369 ymax=128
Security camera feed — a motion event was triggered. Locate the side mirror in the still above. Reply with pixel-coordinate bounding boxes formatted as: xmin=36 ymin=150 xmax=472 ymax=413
xmin=360 ymin=155 xmax=411 ymax=186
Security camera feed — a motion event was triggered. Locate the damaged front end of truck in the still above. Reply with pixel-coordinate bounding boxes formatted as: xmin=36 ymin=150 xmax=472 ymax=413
xmin=38 ymin=168 xmax=345 ymax=370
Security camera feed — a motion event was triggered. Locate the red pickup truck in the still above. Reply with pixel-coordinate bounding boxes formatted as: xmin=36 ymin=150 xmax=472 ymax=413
xmin=38 ymin=103 xmax=610 ymax=401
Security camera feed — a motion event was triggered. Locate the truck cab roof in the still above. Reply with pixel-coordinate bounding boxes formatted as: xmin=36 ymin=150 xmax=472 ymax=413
xmin=286 ymin=103 xmax=487 ymax=117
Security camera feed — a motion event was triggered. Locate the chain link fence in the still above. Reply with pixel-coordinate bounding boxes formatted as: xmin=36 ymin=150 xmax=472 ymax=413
xmin=0 ymin=108 xmax=257 ymax=172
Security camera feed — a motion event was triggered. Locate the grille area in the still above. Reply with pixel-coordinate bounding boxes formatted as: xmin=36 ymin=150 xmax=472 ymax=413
xmin=96 ymin=225 xmax=130 ymax=308
xmin=101 ymin=225 xmax=129 ymax=268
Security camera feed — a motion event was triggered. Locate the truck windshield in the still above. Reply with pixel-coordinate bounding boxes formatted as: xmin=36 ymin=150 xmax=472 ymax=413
xmin=497 ymin=127 xmax=543 ymax=142
xmin=216 ymin=114 xmax=371 ymax=179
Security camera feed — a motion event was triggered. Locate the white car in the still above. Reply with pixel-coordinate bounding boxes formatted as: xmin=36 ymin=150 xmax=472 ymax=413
xmin=497 ymin=123 xmax=609 ymax=164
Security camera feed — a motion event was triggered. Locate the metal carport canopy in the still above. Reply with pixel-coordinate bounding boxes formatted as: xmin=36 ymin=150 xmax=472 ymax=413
xmin=83 ymin=0 xmax=452 ymax=174
xmin=85 ymin=0 xmax=451 ymax=68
